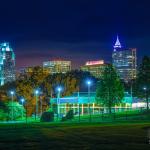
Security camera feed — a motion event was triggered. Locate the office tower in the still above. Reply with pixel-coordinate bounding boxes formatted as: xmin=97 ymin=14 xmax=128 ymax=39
xmin=112 ymin=36 xmax=137 ymax=82
xmin=0 ymin=42 xmax=15 ymax=85
xmin=80 ymin=60 xmax=108 ymax=78
xmin=43 ymin=59 xmax=71 ymax=74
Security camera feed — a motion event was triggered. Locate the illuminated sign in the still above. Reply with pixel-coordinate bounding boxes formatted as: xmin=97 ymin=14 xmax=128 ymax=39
xmin=85 ymin=60 xmax=104 ymax=66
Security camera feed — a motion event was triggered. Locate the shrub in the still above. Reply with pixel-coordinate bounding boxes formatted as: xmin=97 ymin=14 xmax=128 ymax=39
xmin=66 ymin=110 xmax=74 ymax=120
xmin=141 ymin=109 xmax=150 ymax=115
xmin=61 ymin=116 xmax=67 ymax=122
xmin=40 ymin=111 xmax=54 ymax=122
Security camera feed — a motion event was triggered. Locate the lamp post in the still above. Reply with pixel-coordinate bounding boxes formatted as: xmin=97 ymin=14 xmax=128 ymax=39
xmin=40 ymin=97 xmax=42 ymax=116
xmin=57 ymin=86 xmax=62 ymax=119
xmin=87 ymin=80 xmax=92 ymax=122
xmin=21 ymin=98 xmax=25 ymax=120
xmin=130 ymin=80 xmax=133 ymax=107
xmin=77 ymin=91 xmax=80 ymax=122
xmin=10 ymin=91 xmax=15 ymax=121
xmin=143 ymin=87 xmax=149 ymax=111
xmin=35 ymin=90 xmax=39 ymax=120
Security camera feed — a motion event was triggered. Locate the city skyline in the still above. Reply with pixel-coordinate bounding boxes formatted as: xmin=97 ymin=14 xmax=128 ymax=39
xmin=0 ymin=0 xmax=150 ymax=69
xmin=1 ymin=35 xmax=140 ymax=70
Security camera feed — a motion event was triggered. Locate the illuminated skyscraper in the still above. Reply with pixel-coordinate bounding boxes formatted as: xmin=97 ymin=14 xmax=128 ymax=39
xmin=43 ymin=59 xmax=71 ymax=74
xmin=0 ymin=42 xmax=15 ymax=85
xmin=112 ymin=36 xmax=137 ymax=82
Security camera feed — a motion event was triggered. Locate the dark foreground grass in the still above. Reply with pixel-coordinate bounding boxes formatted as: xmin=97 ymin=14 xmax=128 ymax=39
xmin=0 ymin=122 xmax=150 ymax=150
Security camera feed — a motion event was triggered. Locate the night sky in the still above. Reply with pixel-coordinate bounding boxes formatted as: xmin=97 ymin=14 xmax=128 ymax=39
xmin=0 ymin=0 xmax=150 ymax=69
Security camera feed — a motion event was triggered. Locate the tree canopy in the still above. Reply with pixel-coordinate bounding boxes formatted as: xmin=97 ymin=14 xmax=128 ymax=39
xmin=96 ymin=64 xmax=124 ymax=113
xmin=133 ymin=56 xmax=150 ymax=110
xmin=0 ymin=67 xmax=96 ymax=116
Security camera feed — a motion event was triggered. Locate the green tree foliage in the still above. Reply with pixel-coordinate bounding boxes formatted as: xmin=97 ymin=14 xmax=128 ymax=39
xmin=6 ymin=101 xmax=25 ymax=120
xmin=96 ymin=64 xmax=124 ymax=113
xmin=134 ymin=56 xmax=150 ymax=110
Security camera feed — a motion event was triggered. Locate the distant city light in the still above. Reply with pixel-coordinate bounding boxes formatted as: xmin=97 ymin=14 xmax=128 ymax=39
xmin=6 ymin=47 xmax=10 ymax=51
xmin=3 ymin=43 xmax=7 ymax=46
xmin=114 ymin=35 xmax=122 ymax=48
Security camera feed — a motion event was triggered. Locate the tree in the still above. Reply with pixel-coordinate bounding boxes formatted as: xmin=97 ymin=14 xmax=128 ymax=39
xmin=96 ymin=64 xmax=124 ymax=113
xmin=16 ymin=66 xmax=49 ymax=116
xmin=6 ymin=101 xmax=26 ymax=120
xmin=134 ymin=56 xmax=150 ymax=111
xmin=0 ymin=68 xmax=96 ymax=116
xmin=43 ymin=70 xmax=97 ymax=97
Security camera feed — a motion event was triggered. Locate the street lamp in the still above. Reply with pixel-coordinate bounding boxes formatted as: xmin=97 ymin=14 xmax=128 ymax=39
xmin=21 ymin=98 xmax=25 ymax=120
xmin=56 ymin=86 xmax=62 ymax=119
xmin=86 ymin=80 xmax=92 ymax=122
xmin=35 ymin=89 xmax=39 ymax=120
xmin=143 ymin=87 xmax=149 ymax=111
xmin=10 ymin=91 xmax=15 ymax=121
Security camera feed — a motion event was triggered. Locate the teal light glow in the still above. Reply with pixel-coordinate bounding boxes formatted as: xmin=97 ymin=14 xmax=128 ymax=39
xmin=56 ymin=86 xmax=63 ymax=93
xmin=10 ymin=91 xmax=15 ymax=95
xmin=35 ymin=89 xmax=39 ymax=95
xmin=21 ymin=98 xmax=25 ymax=103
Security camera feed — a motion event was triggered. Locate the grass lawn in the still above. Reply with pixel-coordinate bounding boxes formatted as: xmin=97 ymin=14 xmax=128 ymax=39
xmin=0 ymin=121 xmax=150 ymax=150
xmin=61 ymin=109 xmax=150 ymax=123
xmin=18 ymin=109 xmax=149 ymax=123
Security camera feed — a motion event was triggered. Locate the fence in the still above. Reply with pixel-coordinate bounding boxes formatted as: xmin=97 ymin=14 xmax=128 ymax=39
xmin=0 ymin=105 xmax=149 ymax=123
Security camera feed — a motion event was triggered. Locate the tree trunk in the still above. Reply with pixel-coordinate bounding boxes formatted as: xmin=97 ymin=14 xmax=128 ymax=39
xmin=146 ymin=94 xmax=149 ymax=111
xmin=108 ymin=99 xmax=112 ymax=114
xmin=108 ymin=106 xmax=112 ymax=114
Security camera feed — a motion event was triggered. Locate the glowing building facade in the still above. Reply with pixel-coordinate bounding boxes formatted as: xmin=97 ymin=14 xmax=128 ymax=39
xmin=43 ymin=59 xmax=71 ymax=74
xmin=50 ymin=92 xmax=132 ymax=115
xmin=80 ymin=60 xmax=108 ymax=78
xmin=0 ymin=42 xmax=15 ymax=85
xmin=112 ymin=36 xmax=137 ymax=82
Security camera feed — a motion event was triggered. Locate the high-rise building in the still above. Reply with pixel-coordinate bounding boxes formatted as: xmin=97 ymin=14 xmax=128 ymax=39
xmin=80 ymin=60 xmax=108 ymax=78
xmin=0 ymin=42 xmax=15 ymax=85
xmin=43 ymin=59 xmax=71 ymax=74
xmin=112 ymin=36 xmax=137 ymax=82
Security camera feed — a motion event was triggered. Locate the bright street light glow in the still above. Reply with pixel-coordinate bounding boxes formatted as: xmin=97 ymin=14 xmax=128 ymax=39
xmin=35 ymin=90 xmax=39 ymax=95
xmin=10 ymin=91 xmax=14 ymax=95
xmin=87 ymin=80 xmax=91 ymax=85
xmin=57 ymin=87 xmax=62 ymax=92
xmin=143 ymin=87 xmax=147 ymax=91
xmin=21 ymin=98 xmax=25 ymax=103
